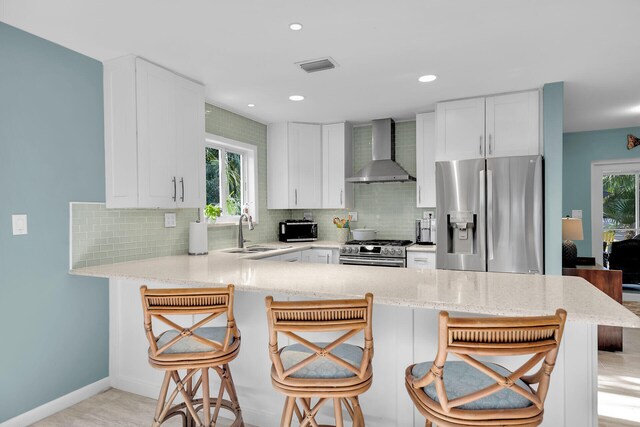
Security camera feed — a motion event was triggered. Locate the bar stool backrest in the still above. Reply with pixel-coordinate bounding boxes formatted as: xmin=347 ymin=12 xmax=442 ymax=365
xmin=265 ymin=294 xmax=374 ymax=381
xmin=140 ymin=285 xmax=239 ymax=358
xmin=415 ymin=309 xmax=567 ymax=414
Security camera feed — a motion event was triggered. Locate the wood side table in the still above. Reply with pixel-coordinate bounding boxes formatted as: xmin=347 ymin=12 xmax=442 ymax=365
xmin=563 ymin=265 xmax=623 ymax=352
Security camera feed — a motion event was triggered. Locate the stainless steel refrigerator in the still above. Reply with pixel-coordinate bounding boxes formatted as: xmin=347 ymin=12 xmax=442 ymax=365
xmin=435 ymin=155 xmax=544 ymax=274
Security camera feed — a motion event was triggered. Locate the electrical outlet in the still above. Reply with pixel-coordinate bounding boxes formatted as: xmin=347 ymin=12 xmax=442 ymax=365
xmin=423 ymin=210 xmax=435 ymax=219
xmin=12 ymin=214 xmax=28 ymax=235
xmin=348 ymin=212 xmax=358 ymax=221
xmin=572 ymin=210 xmax=583 ymax=219
xmin=164 ymin=212 xmax=177 ymax=228
xmin=303 ymin=212 xmax=313 ymax=220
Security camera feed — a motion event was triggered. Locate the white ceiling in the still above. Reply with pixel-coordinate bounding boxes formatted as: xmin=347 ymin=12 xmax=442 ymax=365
xmin=2 ymin=0 xmax=640 ymax=132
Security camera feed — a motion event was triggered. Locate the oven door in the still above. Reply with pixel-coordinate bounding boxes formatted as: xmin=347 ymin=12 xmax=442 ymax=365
xmin=339 ymin=256 xmax=406 ymax=268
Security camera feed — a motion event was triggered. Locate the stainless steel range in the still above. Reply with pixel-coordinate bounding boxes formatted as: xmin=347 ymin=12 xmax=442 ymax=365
xmin=339 ymin=239 xmax=412 ymax=268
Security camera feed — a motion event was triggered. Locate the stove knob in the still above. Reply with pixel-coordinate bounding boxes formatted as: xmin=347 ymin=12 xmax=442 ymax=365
xmin=340 ymin=247 xmax=346 ymax=253
xmin=347 ymin=247 xmax=353 ymax=253
xmin=382 ymin=248 xmax=388 ymax=255
xmin=395 ymin=249 xmax=402 ymax=255
xmin=354 ymin=247 xmax=359 ymax=253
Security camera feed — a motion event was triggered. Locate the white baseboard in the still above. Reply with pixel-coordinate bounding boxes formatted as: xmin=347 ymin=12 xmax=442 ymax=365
xmin=1 ymin=378 xmax=110 ymax=427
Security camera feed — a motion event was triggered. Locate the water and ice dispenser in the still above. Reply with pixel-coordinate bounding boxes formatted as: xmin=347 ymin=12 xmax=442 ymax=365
xmin=446 ymin=211 xmax=476 ymax=255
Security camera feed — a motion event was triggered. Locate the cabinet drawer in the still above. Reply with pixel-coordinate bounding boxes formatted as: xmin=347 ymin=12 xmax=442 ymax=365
xmin=407 ymin=252 xmax=436 ymax=270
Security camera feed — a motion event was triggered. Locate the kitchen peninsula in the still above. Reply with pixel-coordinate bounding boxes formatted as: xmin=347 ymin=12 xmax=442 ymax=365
xmin=71 ymin=246 xmax=640 ymax=427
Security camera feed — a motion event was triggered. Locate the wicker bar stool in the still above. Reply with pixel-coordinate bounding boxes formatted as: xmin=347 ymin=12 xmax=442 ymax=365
xmin=265 ymin=294 xmax=374 ymax=427
xmin=140 ymin=285 xmax=244 ymax=427
xmin=405 ymin=309 xmax=567 ymax=427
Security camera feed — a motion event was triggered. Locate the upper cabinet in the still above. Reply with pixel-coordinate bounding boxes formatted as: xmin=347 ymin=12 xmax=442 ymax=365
xmin=435 ymin=90 xmax=540 ymax=161
xmin=416 ymin=112 xmax=436 ymax=208
xmin=104 ymin=56 xmax=205 ymax=209
xmin=268 ymin=121 xmax=353 ymax=210
xmin=267 ymin=122 xmax=322 ymax=209
xmin=322 ymin=123 xmax=354 ymax=209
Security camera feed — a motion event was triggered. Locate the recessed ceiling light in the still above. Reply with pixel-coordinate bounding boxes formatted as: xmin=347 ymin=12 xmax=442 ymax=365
xmin=289 ymin=95 xmax=305 ymax=101
xmin=289 ymin=23 xmax=303 ymax=31
xmin=418 ymin=74 xmax=438 ymax=83
xmin=247 ymin=103 xmax=255 ymax=108
xmin=631 ymin=105 xmax=640 ymax=114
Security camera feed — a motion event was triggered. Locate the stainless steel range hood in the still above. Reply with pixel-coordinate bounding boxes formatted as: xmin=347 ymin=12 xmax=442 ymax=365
xmin=347 ymin=118 xmax=416 ymax=183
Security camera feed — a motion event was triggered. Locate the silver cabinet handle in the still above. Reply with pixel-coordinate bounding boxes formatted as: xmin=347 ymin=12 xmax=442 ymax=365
xmin=340 ymin=189 xmax=343 ymax=205
xmin=418 ymin=186 xmax=422 ymax=204
xmin=172 ymin=177 xmax=177 ymax=202
xmin=488 ymin=134 xmax=493 ymax=155
xmin=180 ymin=177 xmax=185 ymax=202
xmin=326 ymin=254 xmax=330 ymax=264
xmin=479 ymin=136 xmax=483 ymax=156
xmin=295 ymin=189 xmax=298 ymax=206
xmin=487 ymin=169 xmax=494 ymax=261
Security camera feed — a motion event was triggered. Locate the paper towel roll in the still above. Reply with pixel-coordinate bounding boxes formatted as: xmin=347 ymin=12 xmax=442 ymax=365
xmin=189 ymin=221 xmax=208 ymax=255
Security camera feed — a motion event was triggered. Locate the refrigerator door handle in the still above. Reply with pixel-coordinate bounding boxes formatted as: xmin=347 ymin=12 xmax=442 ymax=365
xmin=479 ymin=169 xmax=487 ymax=265
xmin=487 ymin=169 xmax=494 ymax=261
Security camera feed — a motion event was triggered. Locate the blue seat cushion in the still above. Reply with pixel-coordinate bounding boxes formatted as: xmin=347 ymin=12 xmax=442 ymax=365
xmin=411 ymin=361 xmax=533 ymax=410
xmin=280 ymin=342 xmax=363 ymax=379
xmin=156 ymin=327 xmax=232 ymax=354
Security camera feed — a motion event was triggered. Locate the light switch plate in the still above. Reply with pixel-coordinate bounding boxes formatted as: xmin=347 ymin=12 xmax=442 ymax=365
xmin=12 ymin=214 xmax=28 ymax=235
xmin=164 ymin=212 xmax=177 ymax=228
xmin=572 ymin=210 xmax=583 ymax=219
xmin=348 ymin=212 xmax=358 ymax=222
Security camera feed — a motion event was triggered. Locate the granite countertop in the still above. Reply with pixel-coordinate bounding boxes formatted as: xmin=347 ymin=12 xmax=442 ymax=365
xmin=70 ymin=248 xmax=640 ymax=328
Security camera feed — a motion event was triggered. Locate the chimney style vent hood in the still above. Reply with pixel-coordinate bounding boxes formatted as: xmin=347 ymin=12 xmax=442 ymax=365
xmin=347 ymin=118 xmax=416 ymax=183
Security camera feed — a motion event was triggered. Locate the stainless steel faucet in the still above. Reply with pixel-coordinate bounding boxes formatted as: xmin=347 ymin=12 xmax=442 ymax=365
xmin=237 ymin=213 xmax=254 ymax=248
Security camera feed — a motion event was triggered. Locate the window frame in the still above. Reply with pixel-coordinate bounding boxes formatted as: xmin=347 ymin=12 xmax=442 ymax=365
xmin=205 ymin=133 xmax=258 ymax=224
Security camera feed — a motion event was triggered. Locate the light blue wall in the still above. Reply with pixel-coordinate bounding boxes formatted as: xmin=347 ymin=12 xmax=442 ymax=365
xmin=543 ymin=82 xmax=564 ymax=275
xmin=563 ymin=126 xmax=640 ymax=257
xmin=0 ymin=22 xmax=108 ymax=422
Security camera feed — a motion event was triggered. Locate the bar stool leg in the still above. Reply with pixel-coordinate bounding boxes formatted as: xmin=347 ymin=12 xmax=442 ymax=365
xmin=425 ymin=420 xmax=432 ymax=427
xmin=153 ymin=371 xmax=172 ymax=427
xmin=334 ymin=398 xmax=344 ymax=427
xmin=348 ymin=396 xmax=364 ymax=427
xmin=281 ymin=397 xmax=296 ymax=427
xmin=202 ymin=367 xmax=211 ymax=426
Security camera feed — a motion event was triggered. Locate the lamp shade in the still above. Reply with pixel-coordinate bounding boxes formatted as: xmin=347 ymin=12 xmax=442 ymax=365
xmin=562 ymin=217 xmax=584 ymax=241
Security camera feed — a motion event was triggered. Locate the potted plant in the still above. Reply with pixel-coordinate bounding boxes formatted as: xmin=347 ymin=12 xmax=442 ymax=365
xmin=204 ymin=204 xmax=222 ymax=224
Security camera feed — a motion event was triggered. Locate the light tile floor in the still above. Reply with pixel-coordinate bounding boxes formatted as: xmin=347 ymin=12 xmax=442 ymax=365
xmin=599 ymin=327 xmax=640 ymax=426
xmin=29 ymin=328 xmax=640 ymax=426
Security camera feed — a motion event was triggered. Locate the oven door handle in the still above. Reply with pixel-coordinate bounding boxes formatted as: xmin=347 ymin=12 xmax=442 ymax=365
xmin=339 ymin=256 xmax=406 ymax=267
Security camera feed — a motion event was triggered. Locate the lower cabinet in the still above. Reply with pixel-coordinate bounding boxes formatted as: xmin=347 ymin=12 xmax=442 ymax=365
xmin=301 ymin=249 xmax=334 ymax=264
xmin=407 ymin=252 xmax=436 ymax=270
xmin=264 ymin=249 xmax=339 ymax=264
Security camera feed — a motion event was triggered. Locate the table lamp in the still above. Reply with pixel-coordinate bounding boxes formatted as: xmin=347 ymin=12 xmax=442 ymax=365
xmin=562 ymin=217 xmax=583 ymax=268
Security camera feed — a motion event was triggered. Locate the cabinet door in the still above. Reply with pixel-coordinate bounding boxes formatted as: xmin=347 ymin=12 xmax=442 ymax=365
xmin=175 ymin=77 xmax=205 ymax=208
xmin=322 ymin=123 xmax=353 ymax=209
xmin=302 ymin=249 xmax=333 ymax=264
xmin=416 ymin=112 xmax=436 ymax=208
xmin=104 ymin=56 xmax=138 ymax=208
xmin=267 ymin=122 xmax=290 ymax=209
xmin=485 ymin=91 xmax=539 ymax=158
xmin=288 ymin=123 xmax=322 ymax=209
xmin=436 ymin=98 xmax=485 ymax=161
xmin=136 ymin=58 xmax=177 ymax=208
xmin=407 ymin=252 xmax=436 ymax=270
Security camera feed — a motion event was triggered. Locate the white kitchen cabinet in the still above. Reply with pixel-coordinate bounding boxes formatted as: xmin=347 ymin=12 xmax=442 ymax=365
xmin=407 ymin=251 xmax=436 ymax=270
xmin=435 ymin=90 xmax=540 ymax=162
xmin=301 ymin=249 xmax=334 ymax=264
xmin=436 ymin=98 xmax=485 ymax=161
xmin=485 ymin=91 xmax=539 ymax=158
xmin=104 ymin=56 xmax=204 ymax=209
xmin=279 ymin=251 xmax=302 ymax=263
xmin=267 ymin=122 xmax=322 ymax=209
xmin=415 ymin=112 xmax=436 ymax=208
xmin=322 ymin=123 xmax=353 ymax=209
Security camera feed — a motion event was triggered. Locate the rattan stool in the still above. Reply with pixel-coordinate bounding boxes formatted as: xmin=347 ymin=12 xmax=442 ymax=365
xmin=265 ymin=294 xmax=374 ymax=427
xmin=405 ymin=309 xmax=567 ymax=427
xmin=140 ymin=285 xmax=244 ymax=427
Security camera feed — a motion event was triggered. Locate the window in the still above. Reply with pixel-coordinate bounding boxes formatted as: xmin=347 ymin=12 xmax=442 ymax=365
xmin=205 ymin=134 xmax=258 ymax=223
xmin=602 ymin=173 xmax=639 ymax=242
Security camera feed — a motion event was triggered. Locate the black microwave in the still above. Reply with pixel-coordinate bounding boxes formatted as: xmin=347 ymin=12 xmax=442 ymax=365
xmin=278 ymin=220 xmax=318 ymax=242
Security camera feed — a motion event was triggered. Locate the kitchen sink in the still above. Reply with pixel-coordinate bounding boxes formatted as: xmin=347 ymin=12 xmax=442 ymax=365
xmin=224 ymin=245 xmax=291 ymax=254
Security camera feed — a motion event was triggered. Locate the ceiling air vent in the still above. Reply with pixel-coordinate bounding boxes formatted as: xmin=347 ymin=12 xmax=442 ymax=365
xmin=296 ymin=57 xmax=338 ymax=74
